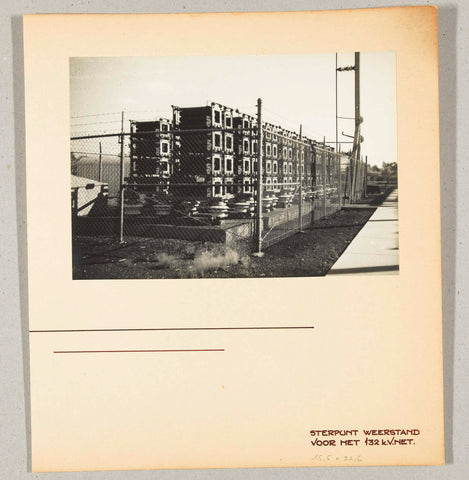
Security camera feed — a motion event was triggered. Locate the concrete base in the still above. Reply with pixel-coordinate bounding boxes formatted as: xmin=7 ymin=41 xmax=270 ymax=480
xmin=74 ymin=198 xmax=344 ymax=250
xmin=144 ymin=224 xmax=226 ymax=243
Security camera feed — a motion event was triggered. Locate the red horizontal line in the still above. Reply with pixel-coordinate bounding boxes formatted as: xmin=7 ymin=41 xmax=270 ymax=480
xmin=54 ymin=349 xmax=225 ymax=354
xmin=32 ymin=326 xmax=314 ymax=333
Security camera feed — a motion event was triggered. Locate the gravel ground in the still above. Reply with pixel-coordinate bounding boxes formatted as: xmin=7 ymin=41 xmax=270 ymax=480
xmin=73 ymin=207 xmax=375 ymax=280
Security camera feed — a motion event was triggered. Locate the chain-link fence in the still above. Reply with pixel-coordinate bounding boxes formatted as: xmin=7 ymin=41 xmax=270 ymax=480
xmin=71 ymin=134 xmax=129 ymax=238
xmin=71 ymin=126 xmax=367 ymax=262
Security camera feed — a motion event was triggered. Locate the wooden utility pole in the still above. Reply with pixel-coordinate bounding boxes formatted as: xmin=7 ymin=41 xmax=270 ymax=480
xmin=352 ymin=52 xmax=361 ymax=202
xmin=335 ymin=52 xmax=339 ymax=168
xmin=336 ymin=53 xmax=341 ymax=208
xmin=355 ymin=52 xmax=360 ymax=130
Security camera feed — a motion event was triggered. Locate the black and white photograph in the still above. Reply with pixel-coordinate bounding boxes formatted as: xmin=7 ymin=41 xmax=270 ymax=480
xmin=70 ymin=52 xmax=398 ymax=279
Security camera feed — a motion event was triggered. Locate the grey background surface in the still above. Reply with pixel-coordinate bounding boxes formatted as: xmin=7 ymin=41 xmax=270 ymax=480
xmin=1 ymin=0 xmax=465 ymax=478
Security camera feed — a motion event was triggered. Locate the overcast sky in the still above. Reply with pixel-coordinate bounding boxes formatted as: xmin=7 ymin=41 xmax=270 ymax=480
xmin=70 ymin=52 xmax=396 ymax=167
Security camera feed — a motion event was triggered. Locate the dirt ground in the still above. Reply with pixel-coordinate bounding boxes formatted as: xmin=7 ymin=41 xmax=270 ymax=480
xmin=73 ymin=207 xmax=375 ymax=280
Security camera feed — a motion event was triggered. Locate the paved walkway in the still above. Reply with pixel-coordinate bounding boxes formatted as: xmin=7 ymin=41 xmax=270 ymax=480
xmin=327 ymin=189 xmax=399 ymax=275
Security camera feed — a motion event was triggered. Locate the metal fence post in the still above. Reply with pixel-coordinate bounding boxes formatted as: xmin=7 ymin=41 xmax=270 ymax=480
xmin=298 ymin=124 xmax=303 ymax=232
xmin=338 ymin=153 xmax=342 ymax=208
xmin=322 ymin=139 xmax=327 ymax=217
xmin=119 ymin=111 xmax=125 ymax=242
xmin=361 ymin=157 xmax=364 ymax=198
xmin=364 ymin=155 xmax=368 ymax=198
xmin=353 ymin=153 xmax=360 ymax=201
xmin=98 ymin=141 xmax=103 ymax=182
xmin=71 ymin=188 xmax=78 ymax=218
xmin=350 ymin=154 xmax=355 ymax=203
xmin=253 ymin=98 xmax=264 ymax=257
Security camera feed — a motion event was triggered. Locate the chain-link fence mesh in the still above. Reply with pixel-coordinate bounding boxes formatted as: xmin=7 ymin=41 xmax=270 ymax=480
xmin=71 ymin=126 xmax=367 ymax=264
xmin=71 ymin=134 xmax=129 ymax=237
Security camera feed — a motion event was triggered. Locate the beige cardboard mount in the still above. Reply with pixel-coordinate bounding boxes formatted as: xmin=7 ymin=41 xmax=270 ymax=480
xmin=24 ymin=7 xmax=442 ymax=471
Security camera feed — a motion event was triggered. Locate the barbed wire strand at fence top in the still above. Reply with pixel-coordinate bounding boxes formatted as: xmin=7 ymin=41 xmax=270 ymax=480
xmin=125 ymin=110 xmax=172 ymax=115
xmin=71 ymin=120 xmax=125 ymax=127
xmin=71 ymin=107 xmax=331 ymax=142
xmin=71 ymin=151 xmax=126 ymax=158
xmin=70 ymin=130 xmax=126 ymax=136
xmin=71 ymin=114 xmax=169 ymax=135
xmin=71 ymin=111 xmax=123 ymax=119
xmin=72 ymin=110 xmax=173 ymax=119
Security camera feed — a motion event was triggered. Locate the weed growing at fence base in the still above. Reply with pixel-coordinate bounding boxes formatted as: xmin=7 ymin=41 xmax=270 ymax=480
xmin=154 ymin=253 xmax=178 ymax=269
xmin=192 ymin=248 xmax=240 ymax=277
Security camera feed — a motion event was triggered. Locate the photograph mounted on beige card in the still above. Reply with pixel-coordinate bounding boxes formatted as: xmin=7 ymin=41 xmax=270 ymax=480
xmin=24 ymin=7 xmax=443 ymax=471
